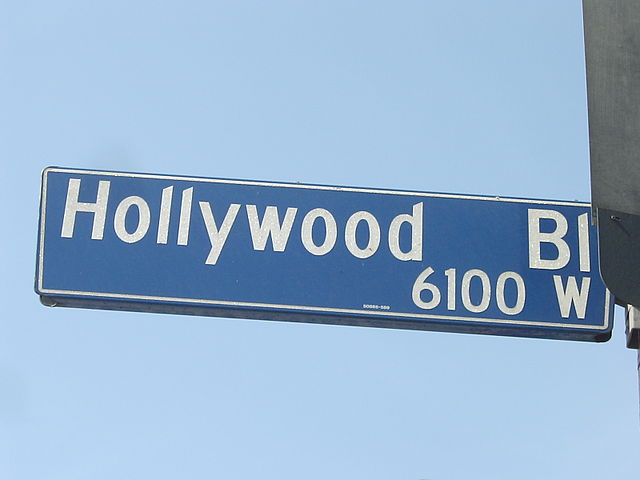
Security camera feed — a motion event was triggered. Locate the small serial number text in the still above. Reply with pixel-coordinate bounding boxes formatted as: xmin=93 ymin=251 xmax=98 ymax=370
xmin=362 ymin=304 xmax=391 ymax=310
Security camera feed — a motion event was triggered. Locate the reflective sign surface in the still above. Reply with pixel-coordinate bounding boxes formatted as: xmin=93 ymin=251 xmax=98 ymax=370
xmin=36 ymin=167 xmax=613 ymax=341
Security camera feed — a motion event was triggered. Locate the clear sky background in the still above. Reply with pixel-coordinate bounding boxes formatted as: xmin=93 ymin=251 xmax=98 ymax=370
xmin=1 ymin=1 xmax=639 ymax=479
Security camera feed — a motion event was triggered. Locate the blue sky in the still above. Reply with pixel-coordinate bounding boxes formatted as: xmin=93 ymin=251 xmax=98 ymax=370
xmin=2 ymin=1 xmax=638 ymax=479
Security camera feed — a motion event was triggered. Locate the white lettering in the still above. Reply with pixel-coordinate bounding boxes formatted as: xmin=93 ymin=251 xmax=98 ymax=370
xmin=177 ymin=187 xmax=193 ymax=246
xmin=388 ymin=202 xmax=423 ymax=261
xmin=345 ymin=211 xmax=380 ymax=259
xmin=461 ymin=269 xmax=491 ymax=313
xmin=113 ymin=197 xmax=151 ymax=243
xmin=412 ymin=267 xmax=441 ymax=309
xmin=553 ymin=275 xmax=591 ymax=319
xmin=444 ymin=268 xmax=456 ymax=310
xmin=528 ymin=209 xmax=570 ymax=270
xmin=301 ymin=208 xmax=337 ymax=256
xmin=157 ymin=186 xmax=173 ymax=244
xmin=496 ymin=271 xmax=526 ymax=315
xmin=199 ymin=202 xmax=241 ymax=265
xmin=114 ymin=196 xmax=151 ymax=243
xmin=61 ymin=178 xmax=110 ymax=240
xmin=578 ymin=213 xmax=591 ymax=273
xmin=246 ymin=205 xmax=297 ymax=252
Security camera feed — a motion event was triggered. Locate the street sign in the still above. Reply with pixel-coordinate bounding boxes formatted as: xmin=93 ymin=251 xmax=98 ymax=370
xmin=36 ymin=167 xmax=613 ymax=341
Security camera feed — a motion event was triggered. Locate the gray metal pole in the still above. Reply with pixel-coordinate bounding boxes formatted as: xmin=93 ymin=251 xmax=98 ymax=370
xmin=628 ymin=306 xmax=640 ymax=350
xmin=582 ymin=1 xmax=640 ymax=307
xmin=625 ymin=307 xmax=640 ymax=410
xmin=583 ymin=0 xmax=640 ymax=408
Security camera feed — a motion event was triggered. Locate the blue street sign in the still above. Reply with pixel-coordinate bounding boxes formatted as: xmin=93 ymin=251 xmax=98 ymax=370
xmin=36 ymin=167 xmax=613 ymax=341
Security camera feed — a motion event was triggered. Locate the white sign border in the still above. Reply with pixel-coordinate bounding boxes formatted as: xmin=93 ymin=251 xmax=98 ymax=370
xmin=37 ymin=167 xmax=612 ymax=333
